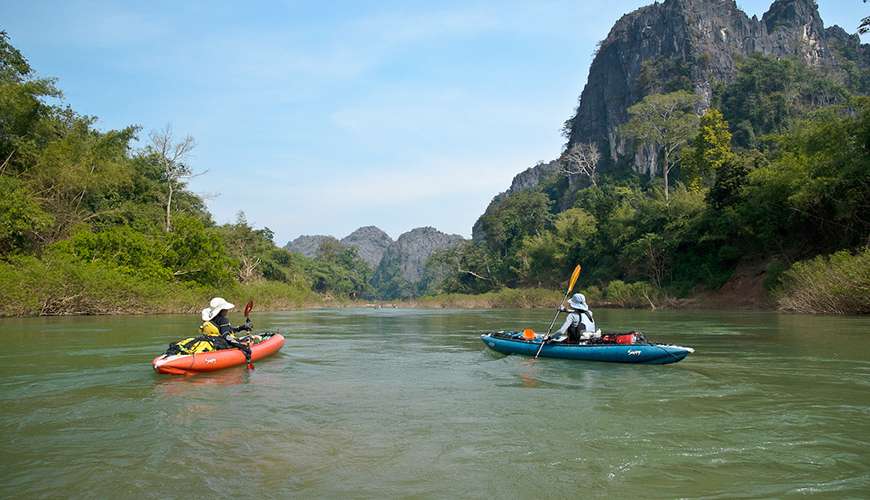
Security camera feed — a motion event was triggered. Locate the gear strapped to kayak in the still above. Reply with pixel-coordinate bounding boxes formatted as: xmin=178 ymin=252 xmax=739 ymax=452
xmin=163 ymin=331 xmax=264 ymax=356
xmin=165 ymin=335 xmax=220 ymax=355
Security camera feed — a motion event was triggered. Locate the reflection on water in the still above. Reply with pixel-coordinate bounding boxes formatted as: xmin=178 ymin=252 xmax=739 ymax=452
xmin=0 ymin=308 xmax=869 ymax=498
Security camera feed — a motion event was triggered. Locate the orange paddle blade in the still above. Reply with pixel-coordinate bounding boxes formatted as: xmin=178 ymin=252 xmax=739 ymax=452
xmin=568 ymin=264 xmax=582 ymax=292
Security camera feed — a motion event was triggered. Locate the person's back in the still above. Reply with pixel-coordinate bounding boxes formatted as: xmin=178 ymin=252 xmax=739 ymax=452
xmin=554 ymin=293 xmax=597 ymax=343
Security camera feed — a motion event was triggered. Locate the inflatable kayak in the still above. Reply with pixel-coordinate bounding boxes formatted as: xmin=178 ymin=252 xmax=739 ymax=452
xmin=481 ymin=331 xmax=693 ymax=365
xmin=152 ymin=333 xmax=285 ymax=375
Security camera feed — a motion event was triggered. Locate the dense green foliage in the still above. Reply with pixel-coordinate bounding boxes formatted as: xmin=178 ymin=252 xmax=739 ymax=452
xmin=428 ymin=56 xmax=870 ymax=313
xmin=714 ymin=54 xmax=849 ymax=148
xmin=0 ymin=34 xmax=365 ymax=315
xmin=681 ymin=109 xmax=735 ymax=190
xmin=305 ymin=239 xmax=374 ymax=299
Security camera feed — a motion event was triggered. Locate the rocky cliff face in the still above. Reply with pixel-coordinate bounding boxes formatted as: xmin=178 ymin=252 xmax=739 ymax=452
xmin=372 ymin=227 xmax=465 ymax=298
xmin=475 ymin=0 xmax=868 ymax=231
xmin=340 ymin=226 xmax=393 ymax=269
xmin=286 ymin=226 xmax=460 ymax=297
xmin=565 ymin=0 xmax=856 ymax=175
xmin=284 ymin=234 xmax=340 ymax=258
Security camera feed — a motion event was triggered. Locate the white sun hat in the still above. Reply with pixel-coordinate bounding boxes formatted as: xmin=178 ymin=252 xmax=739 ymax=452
xmin=567 ymin=293 xmax=589 ymax=311
xmin=203 ymin=297 xmax=235 ymax=321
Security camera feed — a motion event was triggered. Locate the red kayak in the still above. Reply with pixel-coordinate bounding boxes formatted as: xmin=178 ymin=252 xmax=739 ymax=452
xmin=152 ymin=334 xmax=285 ymax=375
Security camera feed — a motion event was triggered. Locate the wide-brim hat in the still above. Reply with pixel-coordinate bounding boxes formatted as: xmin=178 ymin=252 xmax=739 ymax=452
xmin=203 ymin=297 xmax=234 ymax=321
xmin=568 ymin=293 xmax=588 ymax=311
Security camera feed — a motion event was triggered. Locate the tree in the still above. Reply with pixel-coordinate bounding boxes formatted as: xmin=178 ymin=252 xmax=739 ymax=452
xmin=0 ymin=31 xmax=61 ymax=172
xmin=0 ymin=176 xmax=53 ymax=254
xmin=476 ymin=190 xmax=552 ymax=258
xmin=517 ymin=208 xmax=597 ymax=286
xmin=148 ymin=125 xmax=197 ymax=232
xmin=621 ymin=91 xmax=701 ymax=201
xmin=163 ymin=215 xmax=234 ymax=285
xmin=681 ymin=108 xmax=736 ymax=190
xmin=224 ymin=211 xmax=264 ymax=282
xmin=309 ymin=240 xmax=374 ymax=299
xmin=421 ymin=242 xmax=499 ymax=295
xmin=560 ymin=142 xmax=601 ymax=186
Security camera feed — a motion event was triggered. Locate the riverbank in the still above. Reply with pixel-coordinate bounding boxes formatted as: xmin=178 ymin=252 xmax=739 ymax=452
xmin=384 ymin=292 xmax=775 ymax=311
xmin=0 ymin=286 xmax=773 ymax=318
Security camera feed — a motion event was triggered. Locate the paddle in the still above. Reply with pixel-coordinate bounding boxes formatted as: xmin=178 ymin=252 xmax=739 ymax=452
xmin=243 ymin=300 xmax=254 ymax=369
xmin=535 ymin=264 xmax=582 ymax=359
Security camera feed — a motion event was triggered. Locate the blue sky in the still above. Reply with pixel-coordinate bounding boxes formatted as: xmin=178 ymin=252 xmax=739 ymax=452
xmin=2 ymin=0 xmax=866 ymax=244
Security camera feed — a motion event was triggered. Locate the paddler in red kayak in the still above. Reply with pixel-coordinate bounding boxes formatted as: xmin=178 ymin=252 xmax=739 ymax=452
xmin=201 ymin=297 xmax=255 ymax=369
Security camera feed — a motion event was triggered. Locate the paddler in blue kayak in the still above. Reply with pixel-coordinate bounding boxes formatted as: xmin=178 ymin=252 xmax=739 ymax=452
xmin=549 ymin=293 xmax=599 ymax=343
xmin=201 ymin=297 xmax=255 ymax=368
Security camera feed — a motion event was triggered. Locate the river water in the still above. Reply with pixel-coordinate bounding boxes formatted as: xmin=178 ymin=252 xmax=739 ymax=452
xmin=1 ymin=308 xmax=868 ymax=498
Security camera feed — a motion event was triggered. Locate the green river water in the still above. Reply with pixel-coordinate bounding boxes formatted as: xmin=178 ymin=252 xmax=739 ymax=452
xmin=1 ymin=308 xmax=868 ymax=498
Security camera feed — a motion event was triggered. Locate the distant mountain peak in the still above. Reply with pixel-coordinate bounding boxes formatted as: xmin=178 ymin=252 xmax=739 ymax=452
xmin=284 ymin=234 xmax=340 ymax=258
xmin=372 ymin=226 xmax=465 ymax=299
xmin=341 ymin=226 xmax=393 ymax=269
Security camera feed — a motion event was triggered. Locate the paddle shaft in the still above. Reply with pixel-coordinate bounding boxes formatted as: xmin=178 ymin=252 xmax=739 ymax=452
xmin=534 ymin=293 xmax=568 ymax=359
xmin=243 ymin=300 xmax=254 ymax=368
xmin=535 ymin=265 xmax=582 ymax=359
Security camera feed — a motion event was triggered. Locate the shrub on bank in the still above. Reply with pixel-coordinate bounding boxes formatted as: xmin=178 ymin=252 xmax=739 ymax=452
xmin=0 ymin=254 xmax=320 ymax=317
xmin=229 ymin=280 xmax=319 ymax=311
xmin=605 ymin=280 xmax=661 ymax=308
xmin=0 ymin=254 xmax=199 ymax=316
xmin=777 ymin=248 xmax=870 ymax=314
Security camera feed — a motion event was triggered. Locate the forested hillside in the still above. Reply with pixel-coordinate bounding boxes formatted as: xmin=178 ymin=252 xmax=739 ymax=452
xmin=0 ymin=33 xmax=371 ymax=315
xmin=425 ymin=0 xmax=870 ymax=314
xmin=3 ymin=0 xmax=869 ymax=316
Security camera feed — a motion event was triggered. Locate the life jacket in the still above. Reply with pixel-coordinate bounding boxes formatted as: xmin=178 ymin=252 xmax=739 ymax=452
xmin=566 ymin=310 xmax=595 ymax=343
xmin=200 ymin=320 xmax=220 ymax=336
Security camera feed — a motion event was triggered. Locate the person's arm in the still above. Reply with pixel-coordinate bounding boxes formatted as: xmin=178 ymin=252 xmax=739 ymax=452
xmin=555 ymin=314 xmax=573 ymax=335
xmin=233 ymin=318 xmax=253 ymax=333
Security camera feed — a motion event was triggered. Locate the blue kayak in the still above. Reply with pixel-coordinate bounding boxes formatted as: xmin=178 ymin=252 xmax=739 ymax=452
xmin=481 ymin=331 xmax=694 ymax=365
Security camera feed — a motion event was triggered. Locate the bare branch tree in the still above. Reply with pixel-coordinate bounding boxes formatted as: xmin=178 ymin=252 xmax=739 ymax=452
xmin=0 ymin=149 xmax=14 ymax=175
xmin=621 ymin=91 xmax=700 ymax=202
xmin=149 ymin=125 xmax=196 ymax=232
xmin=238 ymin=253 xmax=262 ymax=283
xmin=861 ymin=1 xmax=870 ymax=34
xmin=560 ymin=142 xmax=601 ymax=186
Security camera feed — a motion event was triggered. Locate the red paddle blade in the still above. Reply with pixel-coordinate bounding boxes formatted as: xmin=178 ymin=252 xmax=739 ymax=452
xmin=244 ymin=300 xmax=253 ymax=317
